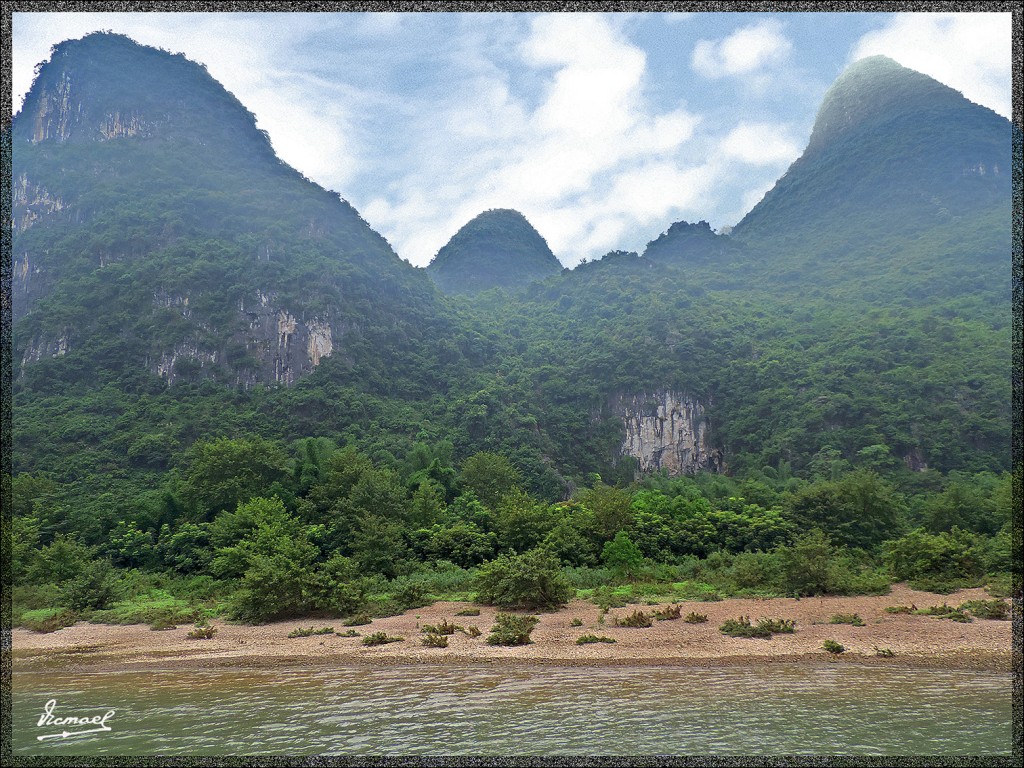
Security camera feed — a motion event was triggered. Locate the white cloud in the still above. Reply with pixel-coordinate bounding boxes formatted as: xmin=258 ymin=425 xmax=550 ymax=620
xmin=692 ymin=20 xmax=792 ymax=78
xmin=851 ymin=12 xmax=1011 ymax=117
xmin=719 ymin=122 xmax=801 ymax=166
xmin=360 ymin=14 xmax=710 ymax=267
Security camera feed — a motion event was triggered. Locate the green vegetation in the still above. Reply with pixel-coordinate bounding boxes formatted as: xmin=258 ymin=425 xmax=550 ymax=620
xmin=684 ymin=612 xmax=709 ymax=624
xmin=874 ymin=646 xmax=896 ymax=657
xmin=576 ymin=634 xmax=617 ymax=645
xmin=652 ymin=604 xmax=682 ymax=621
xmin=829 ymin=614 xmax=865 ymax=627
xmin=8 ymin=35 xmax=1015 ymax=633
xmin=959 ymin=599 xmax=1009 ymax=620
xmin=569 ymin=617 xmax=583 ymax=627
xmin=474 ymin=549 xmax=573 ymax=611
xmin=186 ymin=623 xmax=216 ymax=640
xmin=914 ymin=604 xmax=973 ymax=622
xmin=420 ymin=620 xmax=459 ymax=635
xmin=719 ymin=616 xmax=795 ymax=639
xmin=287 ymin=626 xmax=334 ymax=638
xmin=421 ymin=633 xmax=449 ymax=648
xmin=335 ymin=629 xmax=361 ymax=637
xmin=822 ymin=640 xmax=845 ymax=654
xmin=614 ymin=610 xmax=653 ymax=628
xmin=362 ymin=632 xmax=403 ymax=646
xmin=485 ymin=613 xmax=539 ymax=646
xmin=455 ymin=608 xmax=480 ymax=616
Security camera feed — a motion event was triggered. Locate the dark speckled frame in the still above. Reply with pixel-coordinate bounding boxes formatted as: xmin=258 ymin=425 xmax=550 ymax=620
xmin=1 ymin=1 xmax=1020 ymax=766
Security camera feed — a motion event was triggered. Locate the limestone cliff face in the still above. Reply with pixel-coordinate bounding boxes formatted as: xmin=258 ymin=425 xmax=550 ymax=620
xmin=614 ymin=391 xmax=723 ymax=476
xmin=148 ymin=288 xmax=335 ymax=387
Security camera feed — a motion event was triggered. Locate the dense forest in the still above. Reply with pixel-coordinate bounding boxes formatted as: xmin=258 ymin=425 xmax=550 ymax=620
xmin=7 ymin=35 xmax=1018 ymax=631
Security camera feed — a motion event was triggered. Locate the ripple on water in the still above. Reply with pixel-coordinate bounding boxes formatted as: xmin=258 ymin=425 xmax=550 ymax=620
xmin=12 ymin=664 xmax=1012 ymax=756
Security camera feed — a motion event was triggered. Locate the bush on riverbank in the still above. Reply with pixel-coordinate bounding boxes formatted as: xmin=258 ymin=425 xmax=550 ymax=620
xmin=486 ymin=613 xmax=539 ymax=646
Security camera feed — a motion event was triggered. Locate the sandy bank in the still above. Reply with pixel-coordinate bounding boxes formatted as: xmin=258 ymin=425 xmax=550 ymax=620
xmin=11 ymin=585 xmax=1013 ymax=673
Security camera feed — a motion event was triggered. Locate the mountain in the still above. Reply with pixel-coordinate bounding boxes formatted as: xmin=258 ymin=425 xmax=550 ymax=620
xmin=12 ymin=32 xmax=455 ymax=392
xmin=733 ymin=55 xmax=1011 ymax=251
xmin=426 ymin=209 xmax=562 ymax=294
xmin=642 ymin=220 xmax=744 ymax=266
xmin=9 ymin=38 xmax=1011 ymax=505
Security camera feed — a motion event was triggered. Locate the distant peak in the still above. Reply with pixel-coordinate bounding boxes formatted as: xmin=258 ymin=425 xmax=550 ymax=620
xmin=427 ymin=208 xmax=561 ymax=294
xmin=805 ymin=55 xmax=974 ymax=155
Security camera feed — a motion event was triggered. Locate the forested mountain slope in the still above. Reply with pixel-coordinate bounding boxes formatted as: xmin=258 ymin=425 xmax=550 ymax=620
xmin=10 ymin=37 xmax=1012 ymax=505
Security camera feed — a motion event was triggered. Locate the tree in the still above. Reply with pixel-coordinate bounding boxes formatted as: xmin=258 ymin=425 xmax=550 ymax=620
xmin=179 ymin=436 xmax=290 ymax=517
xmin=602 ymin=531 xmax=645 ymax=580
xmin=460 ymin=452 xmax=521 ymax=509
xmin=474 ymin=548 xmax=573 ymax=610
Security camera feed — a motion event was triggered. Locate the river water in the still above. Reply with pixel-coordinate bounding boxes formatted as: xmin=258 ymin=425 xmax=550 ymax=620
xmin=12 ymin=663 xmax=1013 ymax=756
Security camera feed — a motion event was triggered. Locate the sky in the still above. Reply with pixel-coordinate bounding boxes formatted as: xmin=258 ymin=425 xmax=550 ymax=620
xmin=10 ymin=10 xmax=1013 ymax=268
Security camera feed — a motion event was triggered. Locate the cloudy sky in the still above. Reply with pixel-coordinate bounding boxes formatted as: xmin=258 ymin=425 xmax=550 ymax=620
xmin=11 ymin=10 xmax=1012 ymax=268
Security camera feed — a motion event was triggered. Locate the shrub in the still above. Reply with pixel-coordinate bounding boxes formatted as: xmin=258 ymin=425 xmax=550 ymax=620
xmin=474 ymin=549 xmax=573 ymax=611
xmin=21 ymin=610 xmax=78 ymax=633
xmin=885 ymin=605 xmax=915 ymax=614
xmin=652 ymin=604 xmax=682 ymax=621
xmin=719 ymin=616 xmax=794 ymax=638
xmin=288 ymin=626 xmax=334 ymax=638
xmin=959 ymin=599 xmax=1010 ymax=620
xmin=569 ymin=618 xmax=583 ymax=627
xmin=421 ymin=633 xmax=449 ymax=648
xmin=684 ymin=612 xmax=709 ymax=624
xmin=455 ymin=608 xmax=480 ymax=616
xmin=149 ymin=617 xmax=179 ymax=631
xmin=614 ymin=610 xmax=653 ymax=628
xmin=485 ymin=613 xmax=539 ymax=646
xmin=758 ymin=618 xmax=796 ymax=634
xmin=829 ymin=614 xmax=865 ymax=627
xmin=914 ymin=604 xmax=972 ymax=622
xmin=576 ymin=634 xmax=616 ymax=645
xmin=822 ymin=639 xmax=845 ymax=654
xmin=335 ymin=629 xmax=361 ymax=637
xmin=458 ymin=625 xmax=482 ymax=638
xmin=420 ymin=620 xmax=459 ymax=635
xmin=720 ymin=616 xmax=771 ymax=639
xmin=61 ymin=560 xmax=120 ymax=612
xmin=343 ymin=614 xmax=372 ymax=627
xmin=874 ymin=646 xmax=895 ymax=657
xmin=362 ymin=632 xmax=403 ymax=646
xmin=187 ymin=625 xmax=217 ymax=640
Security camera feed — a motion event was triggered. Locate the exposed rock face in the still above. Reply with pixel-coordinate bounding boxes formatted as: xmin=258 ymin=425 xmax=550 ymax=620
xmin=614 ymin=391 xmax=723 ymax=476
xmin=147 ymin=289 xmax=336 ymax=387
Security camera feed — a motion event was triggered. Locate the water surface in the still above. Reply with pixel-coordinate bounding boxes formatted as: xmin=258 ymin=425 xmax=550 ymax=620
xmin=12 ymin=663 xmax=1012 ymax=756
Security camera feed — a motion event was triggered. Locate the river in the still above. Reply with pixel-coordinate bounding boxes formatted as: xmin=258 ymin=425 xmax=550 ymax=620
xmin=12 ymin=663 xmax=1013 ymax=756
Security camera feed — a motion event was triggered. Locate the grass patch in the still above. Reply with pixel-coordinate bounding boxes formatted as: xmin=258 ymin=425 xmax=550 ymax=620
xmin=287 ymin=626 xmax=335 ymax=638
xmin=19 ymin=608 xmax=79 ymax=633
xmin=684 ymin=612 xmax=709 ymax=624
xmin=671 ymin=581 xmax=723 ymax=602
xmin=829 ymin=613 xmax=865 ymax=627
xmin=914 ymin=604 xmax=972 ymax=622
xmin=959 ymin=599 xmax=1010 ymax=620
xmin=822 ymin=639 xmax=845 ymax=654
xmin=885 ymin=605 xmax=916 ymax=614
xmin=420 ymin=619 xmax=460 ymax=635
xmin=186 ymin=625 xmax=217 ymax=640
xmin=335 ymin=629 xmax=361 ymax=637
xmin=362 ymin=632 xmax=403 ymax=646
xmin=576 ymin=634 xmax=617 ymax=645
xmin=874 ymin=646 xmax=895 ymax=657
xmin=457 ymin=625 xmax=482 ymax=638
xmin=455 ymin=608 xmax=480 ymax=616
xmin=421 ymin=633 xmax=449 ymax=648
xmin=343 ymin=613 xmax=373 ymax=627
xmin=614 ymin=610 xmax=653 ymax=628
xmin=719 ymin=616 xmax=795 ymax=639
xmin=569 ymin=617 xmax=583 ymax=627
xmin=652 ymin=604 xmax=682 ymax=621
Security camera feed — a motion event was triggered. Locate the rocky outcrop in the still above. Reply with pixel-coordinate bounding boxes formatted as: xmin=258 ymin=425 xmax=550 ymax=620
xmin=148 ymin=289 xmax=336 ymax=386
xmin=613 ymin=390 xmax=723 ymax=476
xmin=12 ymin=173 xmax=66 ymax=232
